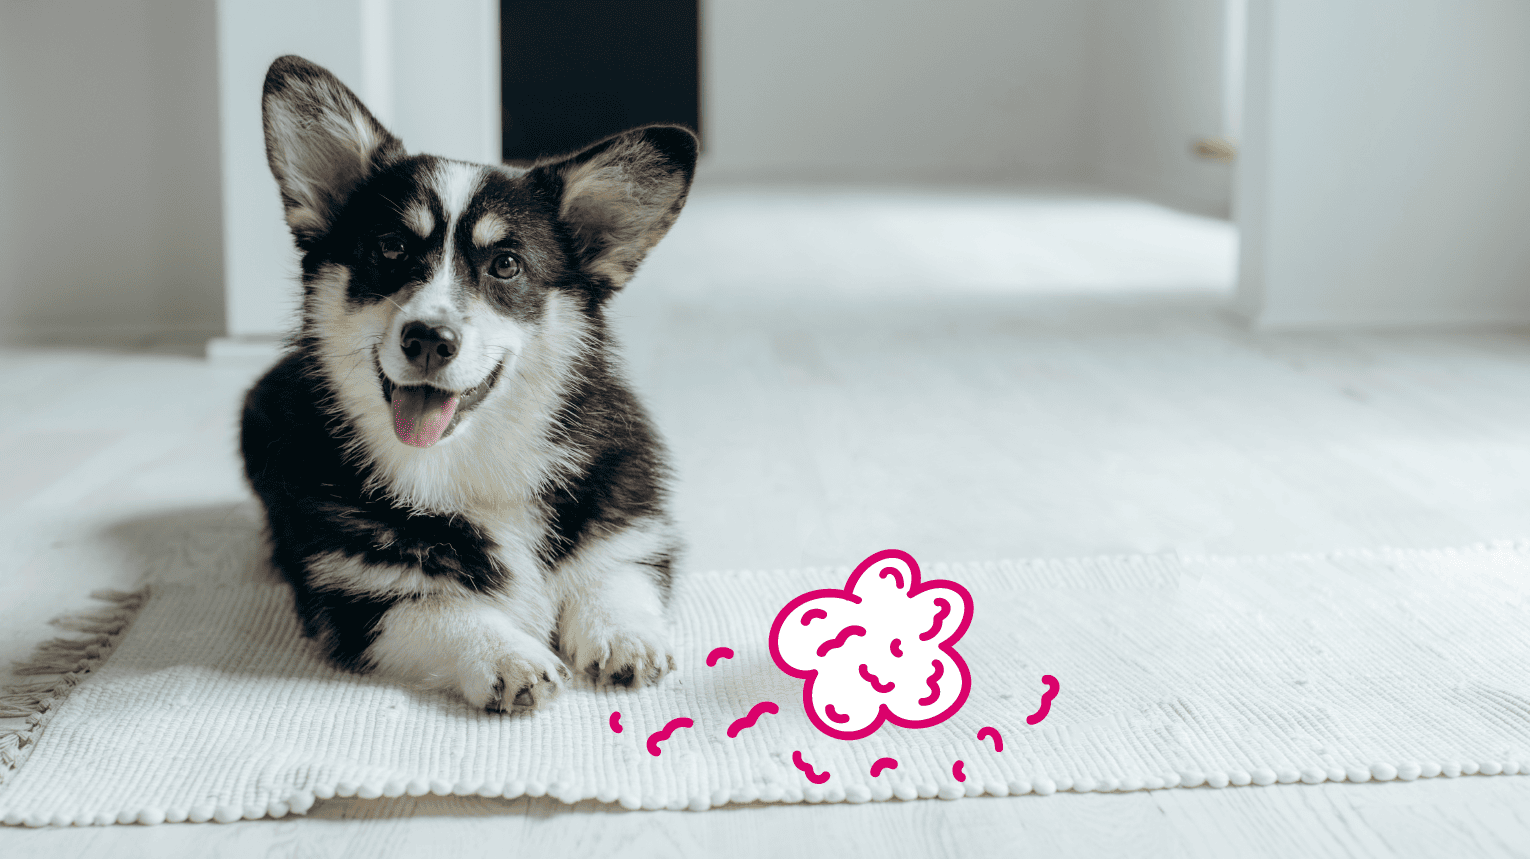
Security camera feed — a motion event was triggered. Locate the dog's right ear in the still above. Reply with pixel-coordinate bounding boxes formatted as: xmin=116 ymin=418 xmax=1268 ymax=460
xmin=262 ymin=55 xmax=403 ymax=248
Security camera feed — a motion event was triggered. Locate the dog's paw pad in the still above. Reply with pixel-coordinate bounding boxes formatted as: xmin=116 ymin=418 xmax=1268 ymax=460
xmin=566 ymin=626 xmax=673 ymax=690
xmin=481 ymin=653 xmax=563 ymax=713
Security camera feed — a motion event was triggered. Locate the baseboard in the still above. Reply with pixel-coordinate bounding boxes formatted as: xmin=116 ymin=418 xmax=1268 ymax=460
xmin=205 ymin=335 xmax=285 ymax=362
xmin=0 ymin=325 xmax=221 ymax=357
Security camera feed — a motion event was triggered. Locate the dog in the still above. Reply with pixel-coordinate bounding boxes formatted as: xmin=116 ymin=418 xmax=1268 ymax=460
xmin=240 ymin=55 xmax=695 ymax=712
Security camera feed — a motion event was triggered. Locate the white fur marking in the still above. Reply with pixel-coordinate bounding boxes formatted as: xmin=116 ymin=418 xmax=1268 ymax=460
xmin=552 ymin=518 xmax=676 ymax=686
xmin=472 ymin=212 xmax=509 ymax=247
xmin=306 ymin=551 xmax=464 ymax=597
xmin=405 ymin=204 xmax=434 ymax=237
xmin=360 ymin=289 xmax=591 ymax=514
xmin=367 ymin=594 xmax=565 ymax=709
xmin=436 ymin=161 xmax=480 ymax=226
xmin=348 ymin=110 xmax=382 ymax=162
xmin=369 ymin=162 xmax=507 ymax=398
xmin=398 ymin=163 xmax=481 ymax=321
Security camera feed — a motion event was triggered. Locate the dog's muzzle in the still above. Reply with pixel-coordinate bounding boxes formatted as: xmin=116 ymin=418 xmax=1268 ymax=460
xmin=376 ymin=351 xmax=505 ymax=448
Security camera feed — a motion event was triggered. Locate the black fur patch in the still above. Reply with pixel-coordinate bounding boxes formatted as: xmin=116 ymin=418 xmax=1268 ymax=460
xmin=243 ymin=352 xmax=516 ymax=663
xmin=534 ymin=340 xmax=677 ymax=605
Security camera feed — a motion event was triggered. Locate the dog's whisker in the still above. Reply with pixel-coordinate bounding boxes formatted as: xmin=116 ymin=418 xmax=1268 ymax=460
xmin=378 ymin=294 xmax=409 ymax=316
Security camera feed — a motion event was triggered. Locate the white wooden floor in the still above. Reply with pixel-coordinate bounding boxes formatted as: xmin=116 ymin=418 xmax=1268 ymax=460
xmin=5 ymin=188 xmax=1530 ymax=857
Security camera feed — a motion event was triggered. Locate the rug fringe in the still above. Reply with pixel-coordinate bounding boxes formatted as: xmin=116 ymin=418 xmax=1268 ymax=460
xmin=0 ymin=588 xmax=148 ymax=784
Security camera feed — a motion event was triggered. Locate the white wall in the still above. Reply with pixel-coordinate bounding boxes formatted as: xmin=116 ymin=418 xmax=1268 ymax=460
xmin=0 ymin=0 xmax=1235 ymax=347
xmin=1236 ymin=1 xmax=1530 ymax=328
xmin=0 ymin=0 xmax=224 ymax=346
xmin=216 ymin=0 xmax=499 ymax=341
xmin=701 ymin=0 xmax=1097 ymax=184
xmin=701 ymin=0 xmax=1235 ymax=216
xmin=391 ymin=2 xmax=501 ymax=163
xmin=1085 ymin=0 xmax=1236 ymax=217
xmin=217 ymin=0 xmax=367 ymax=341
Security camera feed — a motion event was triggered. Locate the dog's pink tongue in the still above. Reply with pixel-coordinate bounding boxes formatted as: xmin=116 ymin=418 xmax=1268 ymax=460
xmin=391 ymin=386 xmax=459 ymax=448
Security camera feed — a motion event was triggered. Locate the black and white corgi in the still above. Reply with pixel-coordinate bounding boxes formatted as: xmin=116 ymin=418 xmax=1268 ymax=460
xmin=240 ymin=55 xmax=695 ymax=712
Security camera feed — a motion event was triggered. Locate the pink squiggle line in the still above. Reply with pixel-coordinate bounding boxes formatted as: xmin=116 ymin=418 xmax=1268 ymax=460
xmin=870 ymin=757 xmax=898 ymax=777
xmin=609 ymin=711 xmax=622 ymax=733
xmin=646 ymin=717 xmax=693 ymax=757
xmin=952 ymin=761 xmax=966 ymax=782
xmin=801 ymin=609 xmax=827 ymax=626
xmin=1026 ymin=675 xmax=1061 ymax=725
xmin=792 ymin=750 xmax=830 ymax=785
xmin=918 ymin=659 xmax=945 ymax=706
xmin=919 ymin=598 xmax=952 ymax=641
xmin=727 ymin=701 xmax=779 ymax=738
xmin=878 ymin=565 xmax=904 ymax=590
xmin=977 ymin=726 xmax=1003 ymax=752
xmin=890 ymin=638 xmax=902 ymax=657
xmin=706 ymin=646 xmax=734 ymax=667
xmin=825 ymin=704 xmax=850 ymax=723
xmin=858 ymin=664 xmax=894 ymax=693
xmin=816 ymin=625 xmax=866 ymax=657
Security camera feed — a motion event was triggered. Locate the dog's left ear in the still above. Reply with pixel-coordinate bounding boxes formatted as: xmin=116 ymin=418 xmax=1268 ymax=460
xmin=532 ymin=125 xmax=698 ymax=295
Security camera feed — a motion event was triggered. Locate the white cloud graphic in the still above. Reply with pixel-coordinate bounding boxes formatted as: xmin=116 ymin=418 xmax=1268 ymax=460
xmin=769 ymin=550 xmax=973 ymax=740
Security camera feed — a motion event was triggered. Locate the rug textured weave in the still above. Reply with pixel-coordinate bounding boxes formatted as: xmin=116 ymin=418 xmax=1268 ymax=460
xmin=3 ymin=541 xmax=1530 ymax=827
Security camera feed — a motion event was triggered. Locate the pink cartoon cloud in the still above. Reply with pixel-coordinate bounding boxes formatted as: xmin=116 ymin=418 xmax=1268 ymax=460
xmin=768 ymin=549 xmax=973 ymax=740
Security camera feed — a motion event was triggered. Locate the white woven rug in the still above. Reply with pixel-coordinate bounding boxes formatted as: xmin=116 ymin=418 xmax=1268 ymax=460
xmin=3 ymin=541 xmax=1530 ymax=827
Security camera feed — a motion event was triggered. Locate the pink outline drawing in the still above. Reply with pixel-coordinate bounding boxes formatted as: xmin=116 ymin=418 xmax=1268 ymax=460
xmin=705 ymin=646 xmax=734 ymax=667
xmin=870 ymin=757 xmax=899 ymax=776
xmin=792 ymin=750 xmax=831 ymax=784
xmin=858 ymin=664 xmax=894 ymax=693
xmin=952 ymin=760 xmax=966 ymax=782
xmin=917 ymin=659 xmax=944 ymax=706
xmin=919 ymin=598 xmax=951 ymax=641
xmin=609 ymin=711 xmax=623 ymax=734
xmin=815 ymin=625 xmax=866 ymax=657
xmin=646 ymin=717 xmax=693 ymax=756
xmin=727 ymin=701 xmax=779 ymax=738
xmin=768 ymin=549 xmax=975 ymax=741
xmin=977 ymin=726 xmax=1003 ymax=752
xmin=1027 ymin=675 xmax=1061 ymax=725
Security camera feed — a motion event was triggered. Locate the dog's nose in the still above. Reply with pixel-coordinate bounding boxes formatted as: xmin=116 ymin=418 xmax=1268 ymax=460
xmin=400 ymin=321 xmax=460 ymax=373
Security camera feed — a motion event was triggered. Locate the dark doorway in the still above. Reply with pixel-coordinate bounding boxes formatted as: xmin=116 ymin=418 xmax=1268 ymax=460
xmin=500 ymin=0 xmax=701 ymax=164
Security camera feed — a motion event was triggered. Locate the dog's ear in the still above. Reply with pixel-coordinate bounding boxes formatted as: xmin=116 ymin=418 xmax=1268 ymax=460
xmin=262 ymin=55 xmax=403 ymax=248
xmin=532 ymin=125 xmax=698 ymax=295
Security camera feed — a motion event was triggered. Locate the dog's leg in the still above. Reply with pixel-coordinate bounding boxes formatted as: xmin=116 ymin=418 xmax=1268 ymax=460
xmin=551 ymin=519 xmax=677 ymax=688
xmin=278 ymin=528 xmax=566 ymax=711
xmin=365 ymin=591 xmax=568 ymax=711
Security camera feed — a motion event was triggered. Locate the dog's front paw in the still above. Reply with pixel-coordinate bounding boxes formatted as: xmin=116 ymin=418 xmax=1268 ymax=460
xmin=560 ymin=611 xmax=674 ymax=689
xmin=458 ymin=643 xmax=570 ymax=713
xmin=364 ymin=598 xmax=570 ymax=713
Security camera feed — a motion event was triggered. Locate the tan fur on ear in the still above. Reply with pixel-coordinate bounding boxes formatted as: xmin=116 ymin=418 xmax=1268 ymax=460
xmin=263 ymin=55 xmax=403 ymax=247
xmin=541 ymin=126 xmax=698 ymax=293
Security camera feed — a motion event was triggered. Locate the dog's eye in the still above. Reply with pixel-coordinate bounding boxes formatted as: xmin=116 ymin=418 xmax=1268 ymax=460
xmin=378 ymin=236 xmax=408 ymax=261
xmin=490 ymin=253 xmax=521 ymax=279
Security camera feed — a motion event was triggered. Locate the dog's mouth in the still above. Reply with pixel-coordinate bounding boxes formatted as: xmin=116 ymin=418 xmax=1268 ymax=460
xmin=376 ymin=353 xmax=505 ymax=448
